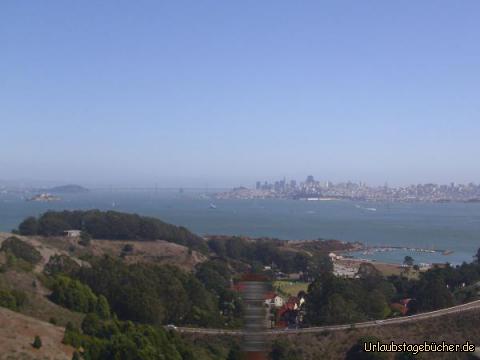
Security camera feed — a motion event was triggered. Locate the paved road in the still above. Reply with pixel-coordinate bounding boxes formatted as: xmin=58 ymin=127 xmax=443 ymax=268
xmin=173 ymin=299 xmax=480 ymax=336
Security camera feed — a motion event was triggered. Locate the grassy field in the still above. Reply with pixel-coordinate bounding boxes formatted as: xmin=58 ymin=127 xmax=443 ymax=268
xmin=273 ymin=280 xmax=309 ymax=297
xmin=372 ymin=262 xmax=421 ymax=279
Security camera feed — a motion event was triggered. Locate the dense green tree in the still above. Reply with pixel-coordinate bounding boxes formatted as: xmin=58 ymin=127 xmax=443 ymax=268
xmin=38 ymin=213 xmax=72 ymax=236
xmin=306 ymin=270 xmax=395 ymax=325
xmin=50 ymin=275 xmax=98 ymax=313
xmin=207 ymin=236 xmax=328 ymax=275
xmin=82 ymin=313 xmax=103 ymax=336
xmin=207 ymin=238 xmax=227 ymax=257
xmin=322 ymin=293 xmax=363 ymax=324
xmin=96 ymin=295 xmax=111 ymax=319
xmin=196 ymin=260 xmax=231 ymax=295
xmin=18 ymin=210 xmax=207 ymax=253
xmin=306 ymin=254 xmax=333 ymax=279
xmin=65 ymin=317 xmax=186 ymax=360
xmin=75 ymin=256 xmax=224 ymax=327
xmin=306 ymin=274 xmax=364 ymax=324
xmin=18 ymin=216 xmax=38 ymax=235
xmin=416 ymin=277 xmax=454 ymax=311
xmin=362 ymin=290 xmax=390 ymax=319
xmin=225 ymin=237 xmax=250 ymax=259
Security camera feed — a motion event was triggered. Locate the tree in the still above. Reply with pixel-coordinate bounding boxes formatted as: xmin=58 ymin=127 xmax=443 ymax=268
xmin=72 ymin=352 xmax=81 ymax=360
xmin=403 ymin=256 xmax=414 ymax=266
xmin=81 ymin=313 xmax=102 ymax=336
xmin=79 ymin=231 xmax=91 ymax=247
xmin=322 ymin=293 xmax=363 ymax=324
xmin=416 ymin=277 xmax=453 ymax=311
xmin=207 ymin=238 xmax=226 ymax=257
xmin=362 ymin=290 xmax=390 ymax=319
xmin=18 ymin=216 xmax=38 ymax=235
xmin=50 ymin=276 xmax=98 ymax=313
xmin=306 ymin=254 xmax=333 ymax=280
xmin=32 ymin=335 xmax=42 ymax=349
xmin=96 ymin=295 xmax=111 ymax=319
xmin=22 ymin=210 xmax=208 ymax=253
xmin=357 ymin=263 xmax=381 ymax=280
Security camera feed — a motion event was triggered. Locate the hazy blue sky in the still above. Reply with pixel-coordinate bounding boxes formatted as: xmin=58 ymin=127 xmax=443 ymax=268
xmin=1 ymin=1 xmax=479 ymax=187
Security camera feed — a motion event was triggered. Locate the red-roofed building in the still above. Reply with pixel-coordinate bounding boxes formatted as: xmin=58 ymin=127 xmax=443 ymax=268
xmin=390 ymin=298 xmax=414 ymax=316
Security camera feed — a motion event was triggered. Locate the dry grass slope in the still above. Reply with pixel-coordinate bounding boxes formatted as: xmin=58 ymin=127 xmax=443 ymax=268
xmin=0 ymin=307 xmax=74 ymax=360
xmin=278 ymin=308 xmax=480 ymax=359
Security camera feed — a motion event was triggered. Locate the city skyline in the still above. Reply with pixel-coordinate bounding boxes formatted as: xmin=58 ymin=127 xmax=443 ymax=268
xmin=2 ymin=174 xmax=480 ymax=191
xmin=1 ymin=1 xmax=480 ymax=186
xmin=215 ymin=175 xmax=480 ymax=202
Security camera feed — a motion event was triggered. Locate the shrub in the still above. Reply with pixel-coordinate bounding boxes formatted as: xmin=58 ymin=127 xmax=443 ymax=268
xmin=79 ymin=232 xmax=91 ymax=247
xmin=0 ymin=289 xmax=17 ymax=310
xmin=44 ymin=254 xmax=80 ymax=276
xmin=3 ymin=252 xmax=34 ymax=272
xmin=0 ymin=237 xmax=42 ymax=265
xmin=11 ymin=290 xmax=27 ymax=308
xmin=32 ymin=335 xmax=42 ymax=349
xmin=122 ymin=244 xmax=134 ymax=253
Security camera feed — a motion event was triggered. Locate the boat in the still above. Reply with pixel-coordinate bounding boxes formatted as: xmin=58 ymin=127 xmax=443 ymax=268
xmin=355 ymin=204 xmax=377 ymax=211
xmin=209 ymin=203 xmax=217 ymax=209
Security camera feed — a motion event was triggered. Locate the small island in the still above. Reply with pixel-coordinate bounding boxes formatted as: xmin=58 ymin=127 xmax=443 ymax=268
xmin=27 ymin=193 xmax=61 ymax=202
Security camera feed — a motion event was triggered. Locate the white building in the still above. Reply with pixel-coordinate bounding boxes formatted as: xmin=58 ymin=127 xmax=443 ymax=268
xmin=265 ymin=295 xmax=284 ymax=308
xmin=64 ymin=230 xmax=82 ymax=238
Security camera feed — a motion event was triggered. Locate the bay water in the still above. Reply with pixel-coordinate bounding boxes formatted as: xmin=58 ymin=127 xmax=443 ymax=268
xmin=1 ymin=189 xmax=479 ymax=265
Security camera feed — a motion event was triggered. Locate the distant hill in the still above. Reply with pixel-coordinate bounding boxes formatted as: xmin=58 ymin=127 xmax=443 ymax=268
xmin=47 ymin=184 xmax=89 ymax=193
